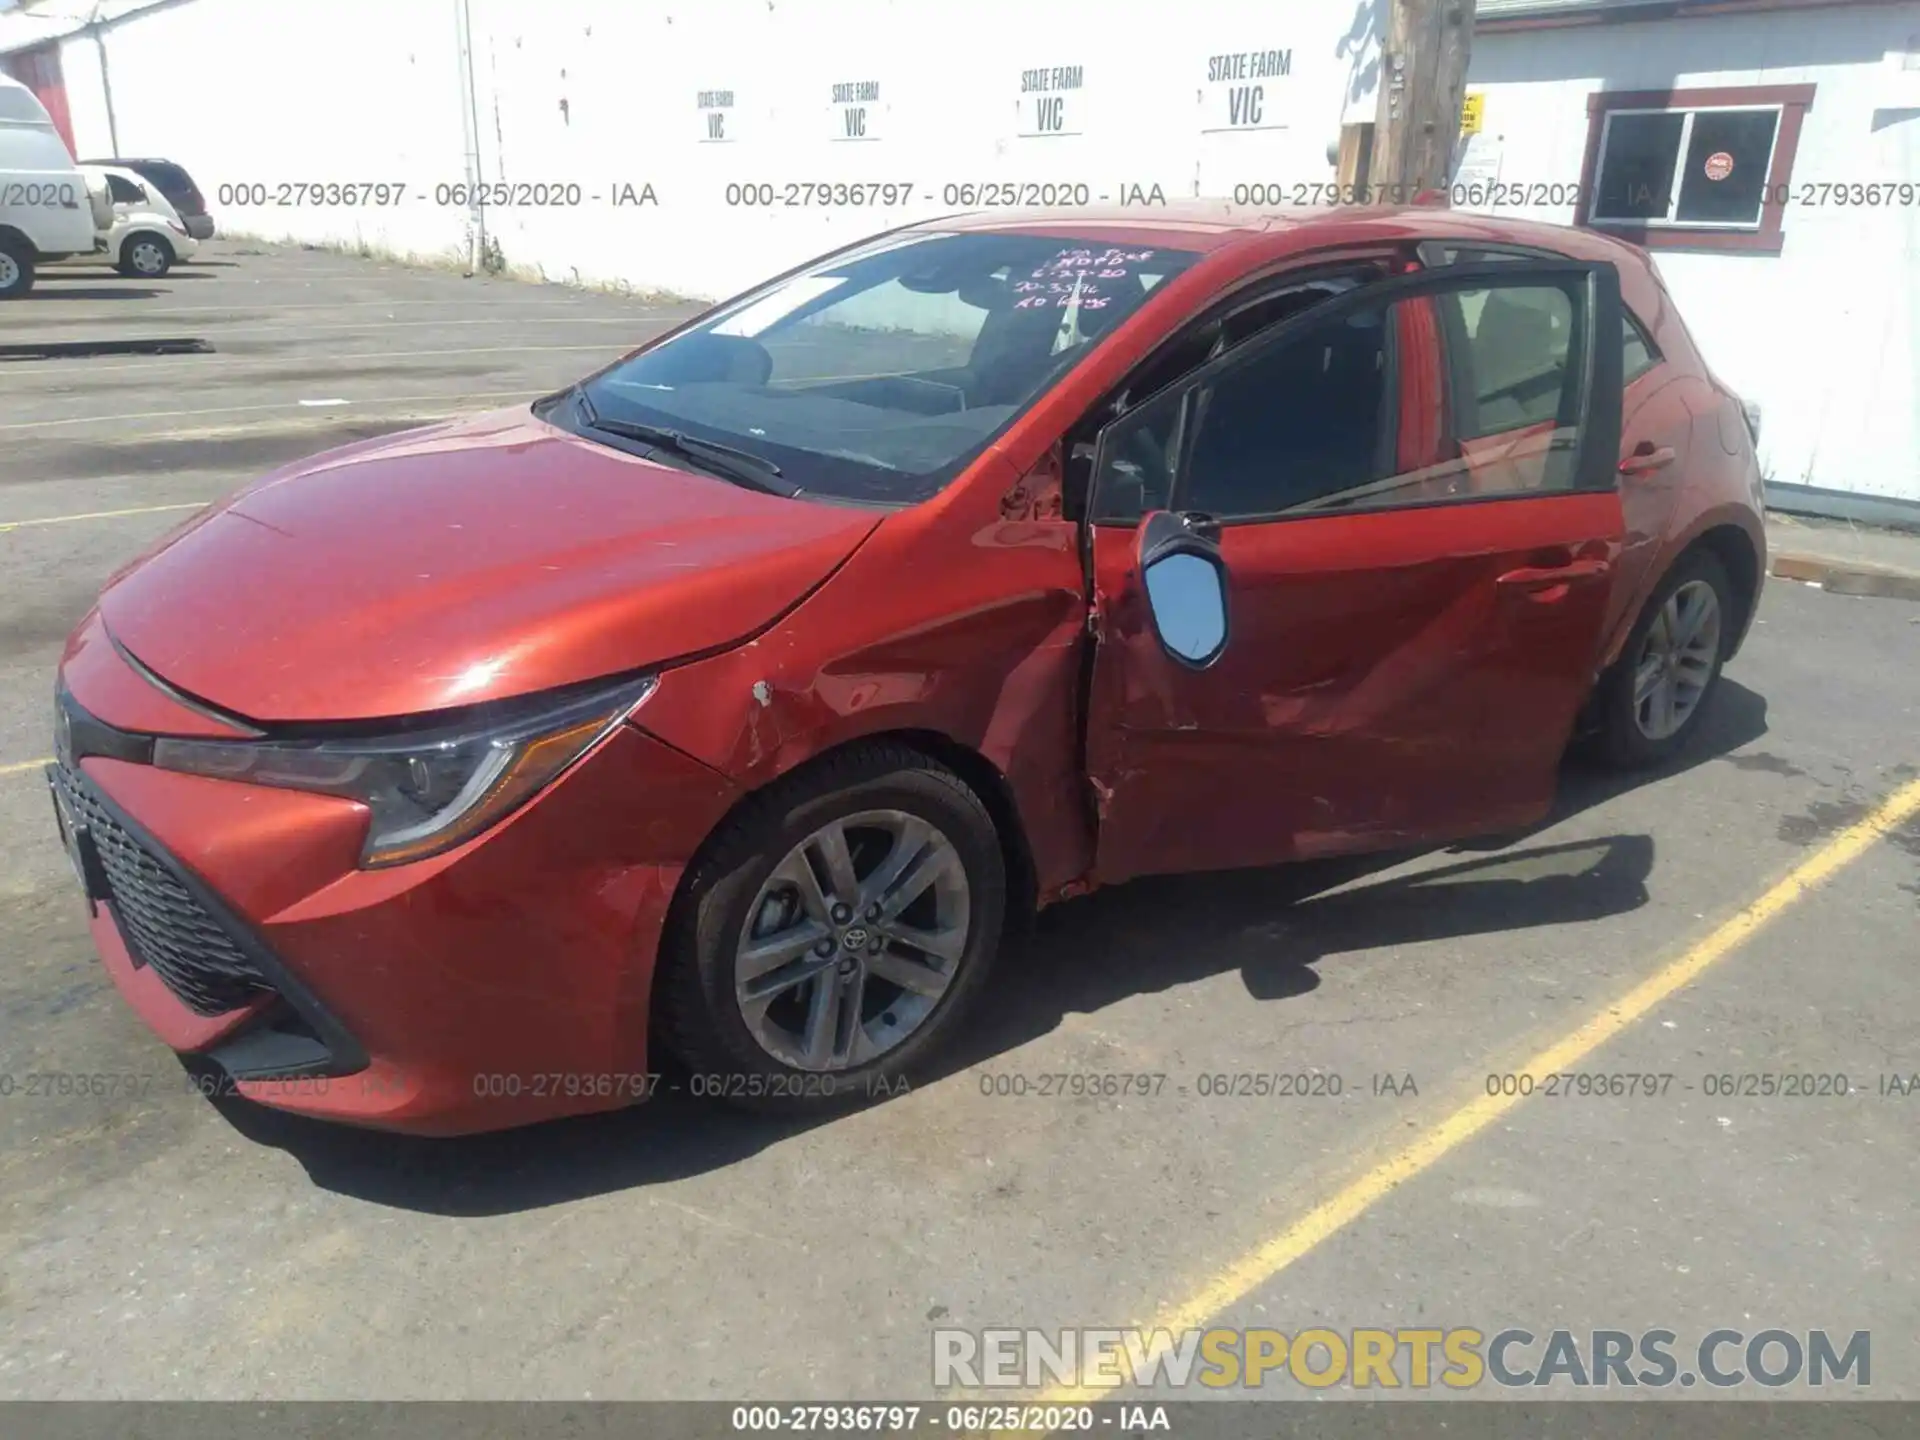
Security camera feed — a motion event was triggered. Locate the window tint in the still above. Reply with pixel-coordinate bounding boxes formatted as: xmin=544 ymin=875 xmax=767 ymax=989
xmin=578 ymin=230 xmax=1199 ymax=505
xmin=1623 ymin=313 xmax=1659 ymax=383
xmin=1428 ymin=246 xmax=1657 ymax=389
xmin=1673 ymin=110 xmax=1777 ymax=223
xmin=1595 ymin=112 xmax=1685 ymax=221
xmin=106 ymin=173 xmax=144 ymax=205
xmin=1594 ymin=107 xmax=1780 ymax=228
xmin=1447 ymin=285 xmax=1574 ymax=437
xmin=1092 ymin=278 xmax=1599 ymax=522
xmin=1181 ymin=304 xmax=1393 ymax=516
xmin=1117 ymin=267 xmax=1382 ymax=409
xmin=1094 ymin=298 xmax=1398 ymax=522
xmin=139 ymin=161 xmax=190 ymax=191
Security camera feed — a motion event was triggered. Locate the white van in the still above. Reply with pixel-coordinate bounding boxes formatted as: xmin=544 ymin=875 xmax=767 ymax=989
xmin=1 ymin=71 xmax=112 ymax=298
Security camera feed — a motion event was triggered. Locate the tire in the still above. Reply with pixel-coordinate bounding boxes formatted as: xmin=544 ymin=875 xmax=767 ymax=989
xmin=1591 ymin=548 xmax=1734 ymax=770
xmin=657 ymin=743 xmax=1007 ymax=1114
xmin=117 ymin=232 xmax=174 ymax=278
xmin=0 ymin=237 xmax=34 ymax=300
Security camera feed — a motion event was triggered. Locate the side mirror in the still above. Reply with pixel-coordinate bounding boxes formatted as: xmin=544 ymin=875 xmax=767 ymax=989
xmin=1137 ymin=511 xmax=1229 ymax=668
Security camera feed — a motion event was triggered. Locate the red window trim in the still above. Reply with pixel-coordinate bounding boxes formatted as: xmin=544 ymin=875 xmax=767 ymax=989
xmin=1572 ymin=83 xmax=1816 ymax=256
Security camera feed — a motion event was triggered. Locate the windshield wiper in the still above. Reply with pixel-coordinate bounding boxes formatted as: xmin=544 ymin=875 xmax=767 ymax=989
xmin=573 ymin=387 xmax=797 ymax=496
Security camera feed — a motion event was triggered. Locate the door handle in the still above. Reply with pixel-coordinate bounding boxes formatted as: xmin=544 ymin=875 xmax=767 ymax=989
xmin=1495 ymin=558 xmax=1611 ymax=593
xmin=1618 ymin=443 xmax=1676 ymax=476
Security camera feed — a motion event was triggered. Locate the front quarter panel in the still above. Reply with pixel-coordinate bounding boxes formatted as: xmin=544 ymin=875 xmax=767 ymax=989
xmin=634 ymin=452 xmax=1096 ymax=900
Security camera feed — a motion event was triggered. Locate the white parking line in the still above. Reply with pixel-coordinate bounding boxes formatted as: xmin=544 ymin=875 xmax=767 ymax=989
xmin=0 ymin=390 xmax=542 ymax=434
xmin=10 ymin=343 xmax=628 ymax=378
xmin=0 ymin=502 xmax=205 ymax=534
xmin=20 ymin=296 xmax=652 ymax=315
xmin=4 ymin=316 xmax=652 ymax=341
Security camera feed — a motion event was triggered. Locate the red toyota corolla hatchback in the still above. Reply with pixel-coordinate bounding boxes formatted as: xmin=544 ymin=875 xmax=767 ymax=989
xmin=50 ymin=206 xmax=1766 ymax=1134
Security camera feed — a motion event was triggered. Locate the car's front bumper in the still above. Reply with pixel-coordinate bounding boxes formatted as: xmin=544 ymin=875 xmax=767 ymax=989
xmin=53 ymin=624 xmax=739 ymax=1136
xmin=183 ymin=214 xmax=214 ymax=241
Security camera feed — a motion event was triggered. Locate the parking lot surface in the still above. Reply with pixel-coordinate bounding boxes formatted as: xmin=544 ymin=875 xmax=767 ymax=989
xmin=2 ymin=245 xmax=1917 ymax=1402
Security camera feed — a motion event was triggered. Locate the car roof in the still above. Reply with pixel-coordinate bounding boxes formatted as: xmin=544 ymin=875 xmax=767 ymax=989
xmin=910 ymin=202 xmax=1647 ymax=272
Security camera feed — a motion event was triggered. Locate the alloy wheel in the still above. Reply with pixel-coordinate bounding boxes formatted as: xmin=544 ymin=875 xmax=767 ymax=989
xmin=0 ymin=252 xmax=20 ymax=291
xmin=733 ymin=809 xmax=970 ymax=1072
xmin=1631 ymin=578 xmax=1722 ymax=741
xmin=130 ymin=240 xmax=167 ymax=275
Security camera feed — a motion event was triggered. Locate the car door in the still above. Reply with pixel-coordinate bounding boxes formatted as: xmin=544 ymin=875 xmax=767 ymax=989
xmin=1425 ymin=243 xmax=1688 ymax=659
xmin=1082 ymin=260 xmax=1627 ymax=885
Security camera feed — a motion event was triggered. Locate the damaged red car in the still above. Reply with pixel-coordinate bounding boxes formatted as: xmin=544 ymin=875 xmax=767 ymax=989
xmin=50 ymin=206 xmax=1767 ymax=1135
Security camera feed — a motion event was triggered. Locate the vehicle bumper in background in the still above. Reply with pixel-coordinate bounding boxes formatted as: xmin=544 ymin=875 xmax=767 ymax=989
xmin=184 ymin=214 xmax=214 ymax=241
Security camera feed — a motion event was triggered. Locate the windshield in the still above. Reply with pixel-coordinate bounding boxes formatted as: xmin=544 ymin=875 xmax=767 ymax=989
xmin=569 ymin=229 xmax=1200 ymax=505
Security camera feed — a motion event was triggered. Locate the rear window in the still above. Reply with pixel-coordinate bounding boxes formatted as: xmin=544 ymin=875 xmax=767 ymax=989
xmin=136 ymin=161 xmax=194 ymax=197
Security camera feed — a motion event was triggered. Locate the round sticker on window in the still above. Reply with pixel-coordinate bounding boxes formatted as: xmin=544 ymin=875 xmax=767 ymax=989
xmin=1703 ymin=151 xmax=1735 ymax=181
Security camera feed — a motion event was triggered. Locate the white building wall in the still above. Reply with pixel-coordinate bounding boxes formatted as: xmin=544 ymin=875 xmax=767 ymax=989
xmin=48 ymin=0 xmax=1376 ymax=294
xmin=1465 ymin=6 xmax=1920 ymax=507
xmin=20 ymin=0 xmax=1919 ymax=508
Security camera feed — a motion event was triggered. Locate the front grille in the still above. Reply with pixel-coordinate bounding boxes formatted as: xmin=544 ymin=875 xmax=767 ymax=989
xmin=52 ymin=761 xmax=275 ymax=1017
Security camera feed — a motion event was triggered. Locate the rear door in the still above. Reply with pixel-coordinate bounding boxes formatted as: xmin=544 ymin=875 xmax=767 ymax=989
xmin=1426 ymin=242 xmax=1690 ymax=656
xmin=1083 ymin=260 xmax=1627 ymax=884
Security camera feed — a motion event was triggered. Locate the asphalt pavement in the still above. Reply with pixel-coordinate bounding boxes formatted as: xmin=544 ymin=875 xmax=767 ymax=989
xmin=1 ymin=243 xmax=1916 ymax=1408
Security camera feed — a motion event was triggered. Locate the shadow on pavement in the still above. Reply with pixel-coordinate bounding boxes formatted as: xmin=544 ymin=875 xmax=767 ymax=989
xmin=20 ymin=286 xmax=167 ymax=301
xmin=217 ymin=680 xmax=1767 ymax=1214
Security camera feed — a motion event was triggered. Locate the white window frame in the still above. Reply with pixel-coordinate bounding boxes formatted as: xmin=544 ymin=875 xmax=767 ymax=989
xmin=1590 ymin=104 xmax=1784 ymax=230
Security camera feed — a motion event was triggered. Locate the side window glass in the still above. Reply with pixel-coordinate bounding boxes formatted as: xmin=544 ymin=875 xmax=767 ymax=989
xmin=1093 ymin=277 xmax=1598 ymax=522
xmin=1178 ymin=301 xmax=1397 ymax=517
xmin=1088 ymin=266 xmax=1385 ymax=522
xmin=1091 ymin=385 xmax=1185 ymax=521
xmin=1438 ymin=280 xmax=1592 ymax=495
xmin=1623 ymin=312 xmax=1660 ymax=383
xmin=1444 ymin=285 xmax=1574 ymax=438
xmin=1442 ymin=245 xmax=1658 ymax=388
xmin=107 ymin=174 xmax=143 ymax=205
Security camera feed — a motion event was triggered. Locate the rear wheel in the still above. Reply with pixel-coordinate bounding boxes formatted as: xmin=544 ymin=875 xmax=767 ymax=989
xmin=657 ymin=743 xmax=1006 ymax=1113
xmin=1591 ymin=548 xmax=1733 ymax=769
xmin=0 ymin=237 xmax=34 ymax=300
xmin=117 ymin=232 xmax=174 ymax=278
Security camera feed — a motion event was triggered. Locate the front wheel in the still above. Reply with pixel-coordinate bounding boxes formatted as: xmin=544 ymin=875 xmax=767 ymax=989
xmin=0 ymin=238 xmax=34 ymax=299
xmin=657 ymin=743 xmax=1006 ymax=1113
xmin=117 ymin=233 xmax=174 ymax=278
xmin=1591 ymin=548 xmax=1733 ymax=769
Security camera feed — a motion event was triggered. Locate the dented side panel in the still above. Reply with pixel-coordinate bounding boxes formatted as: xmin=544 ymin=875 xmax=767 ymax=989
xmin=634 ymin=452 xmax=1097 ymax=902
xmin=1083 ymin=490 xmax=1625 ymax=885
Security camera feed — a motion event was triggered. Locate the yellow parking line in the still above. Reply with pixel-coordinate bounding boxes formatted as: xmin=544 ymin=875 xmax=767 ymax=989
xmin=0 ymin=757 xmax=52 ymax=778
xmin=1037 ymin=772 xmax=1920 ymax=1406
xmin=0 ymin=501 xmax=205 ymax=533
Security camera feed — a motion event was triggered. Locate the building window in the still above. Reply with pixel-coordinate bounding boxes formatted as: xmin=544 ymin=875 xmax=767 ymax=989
xmin=1575 ymin=85 xmax=1815 ymax=255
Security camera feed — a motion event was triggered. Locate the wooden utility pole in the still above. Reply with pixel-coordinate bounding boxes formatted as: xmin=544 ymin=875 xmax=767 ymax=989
xmin=1367 ymin=0 xmax=1474 ymax=201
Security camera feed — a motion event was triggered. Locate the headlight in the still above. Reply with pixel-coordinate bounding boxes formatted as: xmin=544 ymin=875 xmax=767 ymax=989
xmin=153 ymin=675 xmax=656 ymax=868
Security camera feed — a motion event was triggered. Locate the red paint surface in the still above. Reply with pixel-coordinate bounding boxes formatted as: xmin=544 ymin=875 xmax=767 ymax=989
xmin=58 ymin=206 xmax=1765 ymax=1134
xmin=5 ymin=45 xmax=75 ymax=157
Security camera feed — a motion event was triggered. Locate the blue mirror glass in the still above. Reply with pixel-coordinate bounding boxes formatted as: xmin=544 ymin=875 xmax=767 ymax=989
xmin=1143 ymin=552 xmax=1226 ymax=664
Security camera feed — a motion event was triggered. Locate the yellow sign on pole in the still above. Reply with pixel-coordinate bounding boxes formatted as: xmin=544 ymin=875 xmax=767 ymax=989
xmin=1461 ymin=92 xmax=1485 ymax=134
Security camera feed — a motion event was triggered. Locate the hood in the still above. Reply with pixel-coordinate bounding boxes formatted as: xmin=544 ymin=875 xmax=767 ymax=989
xmin=98 ymin=407 xmax=881 ymax=723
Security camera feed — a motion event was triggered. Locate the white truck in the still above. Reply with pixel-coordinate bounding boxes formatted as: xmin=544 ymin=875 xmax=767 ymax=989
xmin=1 ymin=71 xmax=113 ymax=298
